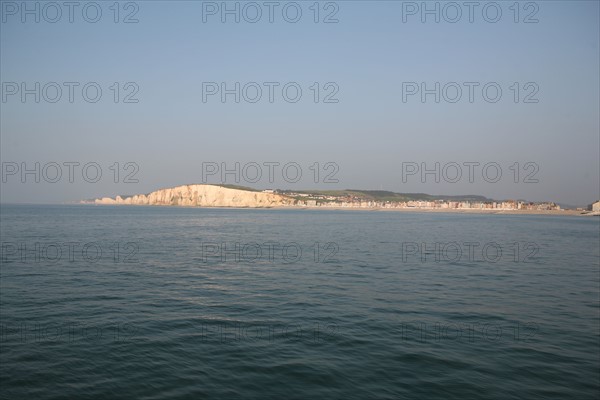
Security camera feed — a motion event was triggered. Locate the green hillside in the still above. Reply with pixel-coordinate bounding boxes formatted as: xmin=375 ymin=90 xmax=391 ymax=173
xmin=278 ymin=189 xmax=493 ymax=203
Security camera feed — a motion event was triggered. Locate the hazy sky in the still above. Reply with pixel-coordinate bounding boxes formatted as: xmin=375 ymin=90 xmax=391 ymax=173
xmin=1 ymin=0 xmax=599 ymax=206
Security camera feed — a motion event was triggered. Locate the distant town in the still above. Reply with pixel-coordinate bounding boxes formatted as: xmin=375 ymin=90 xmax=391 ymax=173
xmin=266 ymin=189 xmax=565 ymax=211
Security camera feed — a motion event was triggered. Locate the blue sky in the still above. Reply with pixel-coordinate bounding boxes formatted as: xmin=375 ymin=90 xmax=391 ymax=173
xmin=1 ymin=0 xmax=599 ymax=206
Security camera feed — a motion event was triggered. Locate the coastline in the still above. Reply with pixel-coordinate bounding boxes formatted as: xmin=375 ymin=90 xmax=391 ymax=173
xmin=274 ymin=206 xmax=593 ymax=216
xmin=79 ymin=202 xmax=597 ymax=216
xmin=83 ymin=185 xmax=599 ymax=216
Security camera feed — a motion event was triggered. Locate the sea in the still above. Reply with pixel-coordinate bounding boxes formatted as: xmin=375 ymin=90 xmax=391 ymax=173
xmin=1 ymin=204 xmax=598 ymax=399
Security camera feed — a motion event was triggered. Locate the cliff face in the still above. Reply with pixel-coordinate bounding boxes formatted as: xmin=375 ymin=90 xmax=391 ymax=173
xmin=94 ymin=185 xmax=295 ymax=208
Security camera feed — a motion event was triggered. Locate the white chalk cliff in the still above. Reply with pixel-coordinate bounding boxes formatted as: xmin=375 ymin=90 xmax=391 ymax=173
xmin=93 ymin=185 xmax=296 ymax=208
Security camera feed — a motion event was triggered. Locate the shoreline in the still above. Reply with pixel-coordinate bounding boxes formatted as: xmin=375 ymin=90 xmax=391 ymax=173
xmin=75 ymin=202 xmax=597 ymax=216
xmin=274 ymin=206 xmax=593 ymax=216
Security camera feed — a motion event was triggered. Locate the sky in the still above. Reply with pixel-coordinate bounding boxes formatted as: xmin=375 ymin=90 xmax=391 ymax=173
xmin=1 ymin=0 xmax=599 ymax=206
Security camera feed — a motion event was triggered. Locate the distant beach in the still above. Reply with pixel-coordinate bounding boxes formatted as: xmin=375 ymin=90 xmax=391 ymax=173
xmin=276 ymin=206 xmax=595 ymax=216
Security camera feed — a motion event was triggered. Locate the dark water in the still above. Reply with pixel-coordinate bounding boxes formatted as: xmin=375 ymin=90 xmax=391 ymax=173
xmin=1 ymin=205 xmax=598 ymax=399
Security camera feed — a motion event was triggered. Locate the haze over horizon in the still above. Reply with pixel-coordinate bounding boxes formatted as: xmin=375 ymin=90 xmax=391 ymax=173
xmin=1 ymin=1 xmax=599 ymax=206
